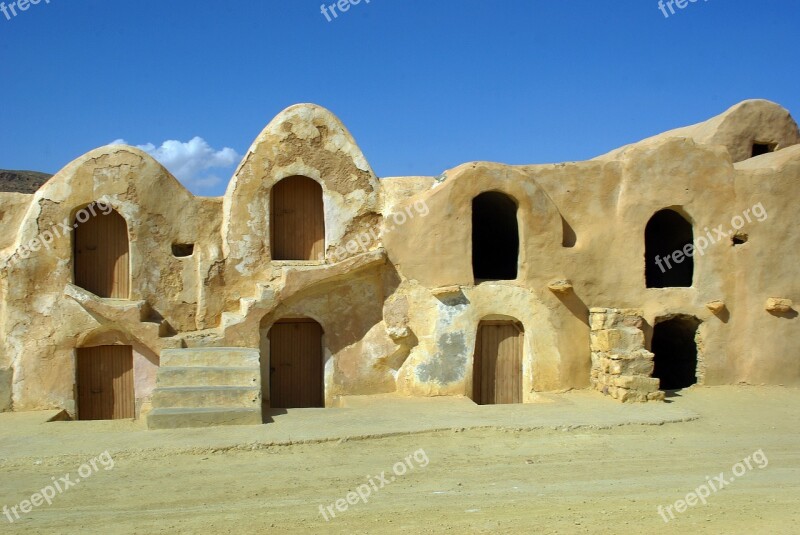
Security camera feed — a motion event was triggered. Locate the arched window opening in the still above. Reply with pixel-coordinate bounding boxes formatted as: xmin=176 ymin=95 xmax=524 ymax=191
xmin=472 ymin=192 xmax=519 ymax=281
xmin=645 ymin=209 xmax=693 ymax=288
xmin=73 ymin=206 xmax=130 ymax=298
xmin=271 ymin=176 xmax=325 ymax=261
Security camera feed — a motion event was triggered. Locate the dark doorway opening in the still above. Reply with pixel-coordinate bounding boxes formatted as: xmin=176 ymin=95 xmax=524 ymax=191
xmin=645 ymin=209 xmax=694 ymax=288
xmin=472 ymin=192 xmax=519 ymax=281
xmin=652 ymin=316 xmax=701 ymax=390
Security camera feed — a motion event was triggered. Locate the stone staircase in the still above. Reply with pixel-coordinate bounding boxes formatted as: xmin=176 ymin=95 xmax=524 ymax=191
xmin=219 ymin=283 xmax=275 ymax=333
xmin=147 ymin=348 xmax=262 ymax=429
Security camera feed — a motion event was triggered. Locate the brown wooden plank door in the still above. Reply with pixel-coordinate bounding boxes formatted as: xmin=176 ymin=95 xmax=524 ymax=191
xmin=74 ymin=208 xmax=130 ymax=298
xmin=473 ymin=321 xmax=524 ymax=405
xmin=76 ymin=346 xmax=135 ymax=420
xmin=271 ymin=176 xmax=325 ymax=261
xmin=269 ymin=320 xmax=324 ymax=408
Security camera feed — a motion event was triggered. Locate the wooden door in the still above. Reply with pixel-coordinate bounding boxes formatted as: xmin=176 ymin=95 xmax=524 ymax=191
xmin=271 ymin=176 xmax=325 ymax=261
xmin=74 ymin=209 xmax=130 ymax=298
xmin=473 ymin=321 xmax=524 ymax=404
xmin=76 ymin=346 xmax=135 ymax=420
xmin=269 ymin=319 xmax=324 ymax=408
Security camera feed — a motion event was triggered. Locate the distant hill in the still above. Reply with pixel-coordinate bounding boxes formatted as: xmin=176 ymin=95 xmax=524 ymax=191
xmin=0 ymin=170 xmax=52 ymax=194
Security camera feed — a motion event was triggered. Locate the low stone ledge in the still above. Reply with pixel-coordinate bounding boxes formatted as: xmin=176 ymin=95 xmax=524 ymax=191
xmin=766 ymin=298 xmax=794 ymax=313
xmin=548 ymin=279 xmax=573 ymax=294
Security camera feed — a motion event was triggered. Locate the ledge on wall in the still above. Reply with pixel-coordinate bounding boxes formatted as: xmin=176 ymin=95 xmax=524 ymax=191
xmin=63 ymin=284 xmax=180 ymax=352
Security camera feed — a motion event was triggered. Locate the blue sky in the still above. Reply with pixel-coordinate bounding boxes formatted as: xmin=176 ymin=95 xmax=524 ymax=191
xmin=0 ymin=0 xmax=798 ymax=196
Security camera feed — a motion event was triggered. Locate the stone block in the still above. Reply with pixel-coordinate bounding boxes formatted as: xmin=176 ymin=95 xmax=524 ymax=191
xmin=589 ymin=311 xmax=607 ymax=331
xmin=590 ymin=308 xmax=623 ymax=330
xmin=611 ymin=376 xmax=660 ymax=391
xmin=548 ymin=279 xmax=573 ymax=294
xmin=590 ymin=328 xmax=644 ymax=354
xmin=609 ymin=354 xmax=654 ymax=376
xmin=621 ymin=314 xmax=644 ymax=330
xmin=766 ymin=298 xmax=794 ymax=313
xmin=590 ymin=329 xmax=616 ymax=352
xmin=625 ymin=358 xmax=655 ymax=376
xmin=619 ymin=390 xmax=649 ymax=403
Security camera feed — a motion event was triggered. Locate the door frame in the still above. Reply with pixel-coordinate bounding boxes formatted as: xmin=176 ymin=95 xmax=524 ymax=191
xmin=72 ymin=205 xmax=131 ymax=299
xmin=75 ymin=345 xmax=135 ymax=420
xmin=269 ymin=176 xmax=326 ymax=262
xmin=472 ymin=319 xmax=525 ymax=405
xmin=264 ymin=318 xmax=326 ymax=409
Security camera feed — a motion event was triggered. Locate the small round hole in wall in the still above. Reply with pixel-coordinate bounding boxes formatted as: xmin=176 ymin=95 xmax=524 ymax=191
xmin=731 ymin=233 xmax=748 ymax=246
xmin=172 ymin=243 xmax=195 ymax=257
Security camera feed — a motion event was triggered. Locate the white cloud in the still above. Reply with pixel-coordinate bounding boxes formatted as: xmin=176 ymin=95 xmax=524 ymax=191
xmin=109 ymin=137 xmax=240 ymax=192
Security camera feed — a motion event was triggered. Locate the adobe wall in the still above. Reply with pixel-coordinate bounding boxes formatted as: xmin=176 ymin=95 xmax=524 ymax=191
xmin=0 ymin=99 xmax=797 ymax=414
xmin=374 ymin=99 xmax=800 ymax=394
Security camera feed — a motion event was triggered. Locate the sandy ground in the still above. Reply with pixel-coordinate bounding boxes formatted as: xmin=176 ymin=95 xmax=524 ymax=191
xmin=0 ymin=386 xmax=798 ymax=534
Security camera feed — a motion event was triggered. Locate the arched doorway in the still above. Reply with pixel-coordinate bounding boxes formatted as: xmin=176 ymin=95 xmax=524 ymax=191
xmin=645 ymin=209 xmax=694 ymax=288
xmin=472 ymin=192 xmax=519 ymax=281
xmin=472 ymin=320 xmax=524 ymax=404
xmin=271 ymin=176 xmax=325 ymax=261
xmin=73 ymin=206 xmax=130 ymax=298
xmin=267 ymin=318 xmax=324 ymax=408
xmin=652 ymin=316 xmax=701 ymax=390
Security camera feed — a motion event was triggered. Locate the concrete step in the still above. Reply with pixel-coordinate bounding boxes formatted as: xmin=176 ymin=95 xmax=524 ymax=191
xmin=147 ymin=407 xmax=262 ymax=429
xmin=160 ymin=348 xmax=259 ymax=368
xmin=151 ymin=386 xmax=260 ymax=409
xmin=239 ymin=297 xmax=257 ymax=314
xmin=156 ymin=366 xmax=259 ymax=388
xmin=149 ymin=348 xmax=263 ymax=429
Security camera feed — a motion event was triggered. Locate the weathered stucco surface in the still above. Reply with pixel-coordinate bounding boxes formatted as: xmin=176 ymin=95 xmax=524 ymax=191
xmin=1 ymin=99 xmax=798 ymax=415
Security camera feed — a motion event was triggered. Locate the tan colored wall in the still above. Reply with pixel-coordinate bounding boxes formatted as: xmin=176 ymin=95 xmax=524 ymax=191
xmin=381 ymin=100 xmax=799 ymax=393
xmin=258 ymin=268 xmax=387 ymax=406
xmin=729 ymin=146 xmax=800 ymax=383
xmin=0 ymin=148 xmax=226 ymax=411
xmin=1 ymin=99 xmax=798 ymax=414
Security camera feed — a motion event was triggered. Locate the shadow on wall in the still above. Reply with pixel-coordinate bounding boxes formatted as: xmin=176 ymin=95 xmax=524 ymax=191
xmin=0 ymin=367 xmax=12 ymax=411
xmin=552 ymin=291 xmax=589 ymax=327
xmin=768 ymin=308 xmax=798 ymax=320
xmin=561 ymin=216 xmax=577 ymax=248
